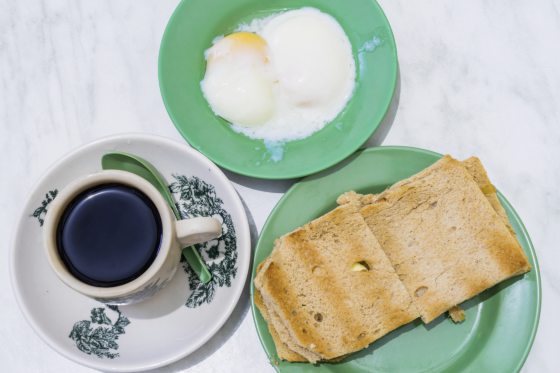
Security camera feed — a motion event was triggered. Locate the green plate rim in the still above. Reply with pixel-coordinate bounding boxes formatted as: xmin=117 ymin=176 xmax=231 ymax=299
xmin=158 ymin=0 xmax=398 ymax=180
xmin=250 ymin=145 xmax=541 ymax=372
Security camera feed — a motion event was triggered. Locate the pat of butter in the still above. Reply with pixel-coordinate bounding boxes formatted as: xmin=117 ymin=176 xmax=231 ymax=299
xmin=351 ymin=262 xmax=369 ymax=272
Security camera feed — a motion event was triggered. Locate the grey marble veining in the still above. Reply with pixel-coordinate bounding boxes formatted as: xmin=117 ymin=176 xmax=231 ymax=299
xmin=1 ymin=0 xmax=559 ymax=372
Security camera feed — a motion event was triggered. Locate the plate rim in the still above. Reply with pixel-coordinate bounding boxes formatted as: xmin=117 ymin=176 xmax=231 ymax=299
xmin=9 ymin=133 xmax=252 ymax=372
xmin=250 ymin=145 xmax=541 ymax=372
xmin=158 ymin=0 xmax=398 ymax=180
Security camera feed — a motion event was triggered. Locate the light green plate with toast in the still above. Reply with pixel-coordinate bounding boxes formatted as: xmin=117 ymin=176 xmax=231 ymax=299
xmin=159 ymin=0 xmax=397 ymax=179
xmin=250 ymin=146 xmax=541 ymax=373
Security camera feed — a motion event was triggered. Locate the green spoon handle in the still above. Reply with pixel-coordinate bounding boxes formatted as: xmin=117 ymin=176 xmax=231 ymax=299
xmin=182 ymin=246 xmax=208 ymax=280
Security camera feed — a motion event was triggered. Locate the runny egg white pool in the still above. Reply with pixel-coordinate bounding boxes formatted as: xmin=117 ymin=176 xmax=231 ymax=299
xmin=200 ymin=7 xmax=356 ymax=143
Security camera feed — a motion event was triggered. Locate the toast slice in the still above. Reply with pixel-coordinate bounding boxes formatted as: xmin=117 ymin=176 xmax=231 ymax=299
xmin=336 ymin=157 xmax=516 ymax=323
xmin=359 ymin=155 xmax=531 ymax=323
xmin=254 ymin=203 xmax=418 ymax=362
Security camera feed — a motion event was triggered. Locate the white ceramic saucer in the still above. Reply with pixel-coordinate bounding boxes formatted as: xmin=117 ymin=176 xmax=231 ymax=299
xmin=9 ymin=134 xmax=251 ymax=372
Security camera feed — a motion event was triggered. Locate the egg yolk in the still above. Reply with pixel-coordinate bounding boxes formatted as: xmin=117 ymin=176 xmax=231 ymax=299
xmin=207 ymin=32 xmax=269 ymax=64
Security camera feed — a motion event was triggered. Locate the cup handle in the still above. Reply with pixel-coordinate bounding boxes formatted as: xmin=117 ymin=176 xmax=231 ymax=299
xmin=175 ymin=217 xmax=222 ymax=247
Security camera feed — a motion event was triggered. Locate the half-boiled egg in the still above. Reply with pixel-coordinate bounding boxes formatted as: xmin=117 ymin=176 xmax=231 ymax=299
xmin=201 ymin=7 xmax=356 ymax=142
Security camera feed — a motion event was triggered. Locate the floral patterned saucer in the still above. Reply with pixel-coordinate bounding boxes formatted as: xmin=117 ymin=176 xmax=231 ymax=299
xmin=9 ymin=134 xmax=251 ymax=372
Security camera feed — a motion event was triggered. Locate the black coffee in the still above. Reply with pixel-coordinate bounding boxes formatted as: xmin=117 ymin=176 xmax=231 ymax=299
xmin=56 ymin=183 xmax=162 ymax=287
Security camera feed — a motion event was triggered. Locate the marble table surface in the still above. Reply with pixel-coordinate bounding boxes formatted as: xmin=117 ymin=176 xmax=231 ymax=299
xmin=1 ymin=0 xmax=559 ymax=372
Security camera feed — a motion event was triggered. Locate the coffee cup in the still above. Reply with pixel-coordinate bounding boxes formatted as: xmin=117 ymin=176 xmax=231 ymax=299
xmin=43 ymin=170 xmax=222 ymax=305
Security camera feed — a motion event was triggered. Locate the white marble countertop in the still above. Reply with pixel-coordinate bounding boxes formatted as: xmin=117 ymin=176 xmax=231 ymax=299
xmin=1 ymin=0 xmax=559 ymax=372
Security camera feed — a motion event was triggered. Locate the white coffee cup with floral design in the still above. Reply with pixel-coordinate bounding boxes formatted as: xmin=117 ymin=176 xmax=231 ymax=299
xmin=43 ymin=170 xmax=222 ymax=305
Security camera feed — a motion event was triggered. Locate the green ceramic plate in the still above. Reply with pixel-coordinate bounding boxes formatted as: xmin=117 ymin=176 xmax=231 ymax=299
xmin=159 ymin=0 xmax=397 ymax=179
xmin=250 ymin=146 xmax=541 ymax=373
